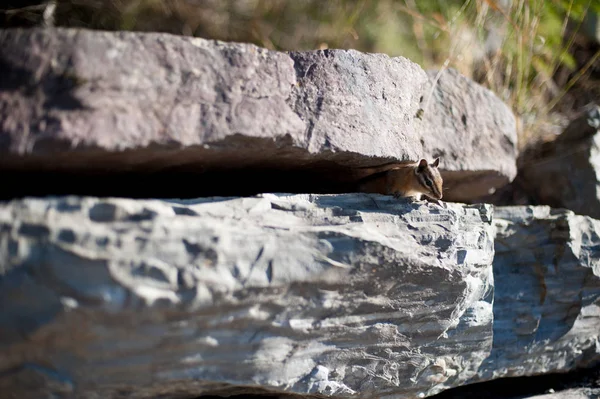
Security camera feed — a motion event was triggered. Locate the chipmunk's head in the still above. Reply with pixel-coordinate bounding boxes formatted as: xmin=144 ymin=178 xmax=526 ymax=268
xmin=415 ymin=158 xmax=443 ymax=200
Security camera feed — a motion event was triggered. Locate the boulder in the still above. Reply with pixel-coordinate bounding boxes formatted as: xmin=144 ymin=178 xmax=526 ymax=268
xmin=0 ymin=28 xmax=517 ymax=202
xmin=420 ymin=68 xmax=518 ymax=202
xmin=2 ymin=196 xmax=600 ymax=398
xmin=517 ymin=104 xmax=600 ymax=218
xmin=477 ymin=206 xmax=600 ymax=380
xmin=0 ymin=27 xmax=308 ymax=160
xmin=0 ymin=194 xmax=495 ymax=399
xmin=0 ymin=28 xmax=427 ymax=163
xmin=0 ymin=28 xmax=425 ymax=197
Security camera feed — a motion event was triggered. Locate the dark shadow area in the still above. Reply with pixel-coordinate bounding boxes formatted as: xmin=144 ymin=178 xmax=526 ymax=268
xmin=431 ymin=367 xmax=600 ymax=399
xmin=1 ymin=166 xmax=361 ymax=200
xmin=0 ymin=164 xmax=495 ymax=202
xmin=0 ymin=148 xmax=496 ymax=202
xmin=0 ymin=143 xmax=374 ymax=200
xmin=194 ymin=368 xmax=600 ymax=399
xmin=199 ymin=396 xmax=291 ymax=399
xmin=0 ymin=139 xmax=481 ymax=201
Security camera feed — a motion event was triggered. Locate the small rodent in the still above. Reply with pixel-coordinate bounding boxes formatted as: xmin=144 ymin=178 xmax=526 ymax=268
xmin=358 ymin=158 xmax=443 ymax=200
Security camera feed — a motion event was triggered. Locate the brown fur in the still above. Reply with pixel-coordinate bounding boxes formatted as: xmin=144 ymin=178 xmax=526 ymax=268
xmin=358 ymin=158 xmax=443 ymax=200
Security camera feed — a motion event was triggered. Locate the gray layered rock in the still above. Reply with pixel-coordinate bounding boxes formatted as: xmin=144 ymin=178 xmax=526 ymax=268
xmin=0 ymin=28 xmax=517 ymax=202
xmin=2 ymin=195 xmax=600 ymax=399
xmin=0 ymin=194 xmax=495 ymax=399
xmin=477 ymin=206 xmax=600 ymax=380
xmin=420 ymin=68 xmax=518 ymax=202
xmin=518 ymin=104 xmax=600 ymax=218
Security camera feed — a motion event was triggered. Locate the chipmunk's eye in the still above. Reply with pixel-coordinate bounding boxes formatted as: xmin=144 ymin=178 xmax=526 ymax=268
xmin=425 ymin=179 xmax=433 ymax=188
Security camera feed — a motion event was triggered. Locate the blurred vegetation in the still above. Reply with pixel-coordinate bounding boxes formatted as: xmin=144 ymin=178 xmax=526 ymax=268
xmin=2 ymin=0 xmax=600 ymax=148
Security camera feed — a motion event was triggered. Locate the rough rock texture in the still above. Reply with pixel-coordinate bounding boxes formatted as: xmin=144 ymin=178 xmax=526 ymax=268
xmin=0 ymin=28 xmax=517 ymax=202
xmin=0 ymin=194 xmax=495 ymax=399
xmin=517 ymin=104 xmax=600 ymax=218
xmin=477 ymin=206 xmax=600 ymax=380
xmin=0 ymin=27 xmax=425 ymax=170
xmin=2 ymin=196 xmax=600 ymax=399
xmin=420 ymin=68 xmax=518 ymax=202
xmin=287 ymin=49 xmax=425 ymax=160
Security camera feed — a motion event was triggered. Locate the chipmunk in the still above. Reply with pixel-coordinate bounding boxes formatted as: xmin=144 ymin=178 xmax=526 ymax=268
xmin=358 ymin=158 xmax=443 ymax=200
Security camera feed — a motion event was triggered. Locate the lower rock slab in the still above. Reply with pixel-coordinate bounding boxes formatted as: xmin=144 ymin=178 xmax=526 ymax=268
xmin=0 ymin=194 xmax=494 ymax=399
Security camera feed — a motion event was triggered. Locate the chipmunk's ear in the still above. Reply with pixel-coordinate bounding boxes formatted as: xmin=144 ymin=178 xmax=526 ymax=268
xmin=417 ymin=159 xmax=428 ymax=172
xmin=432 ymin=158 xmax=440 ymax=167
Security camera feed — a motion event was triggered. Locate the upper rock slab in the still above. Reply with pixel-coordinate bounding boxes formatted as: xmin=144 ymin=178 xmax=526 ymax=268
xmin=421 ymin=69 xmax=518 ymax=201
xmin=0 ymin=28 xmax=517 ymax=201
xmin=0 ymin=28 xmax=424 ymax=163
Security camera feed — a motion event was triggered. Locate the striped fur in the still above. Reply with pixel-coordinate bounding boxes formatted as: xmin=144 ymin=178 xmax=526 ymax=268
xmin=358 ymin=158 xmax=443 ymax=200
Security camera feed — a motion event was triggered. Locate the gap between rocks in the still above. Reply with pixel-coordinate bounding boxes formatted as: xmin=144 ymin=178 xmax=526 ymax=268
xmin=0 ymin=142 xmax=485 ymax=201
xmin=0 ymin=149 xmax=375 ymax=200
